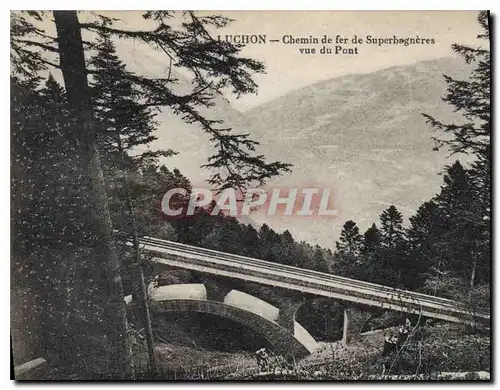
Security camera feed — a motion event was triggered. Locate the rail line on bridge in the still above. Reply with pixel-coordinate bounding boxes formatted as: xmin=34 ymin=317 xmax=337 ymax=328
xmin=131 ymin=236 xmax=489 ymax=324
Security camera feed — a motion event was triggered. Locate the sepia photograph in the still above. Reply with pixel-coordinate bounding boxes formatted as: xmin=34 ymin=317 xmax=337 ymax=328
xmin=10 ymin=9 xmax=491 ymax=381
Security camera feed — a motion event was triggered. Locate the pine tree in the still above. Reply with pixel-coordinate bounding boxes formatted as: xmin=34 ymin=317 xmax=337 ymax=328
xmin=378 ymin=206 xmax=407 ymax=286
xmin=357 ymin=223 xmax=382 ymax=283
xmin=89 ymin=33 xmax=166 ymax=374
xmin=52 ymin=11 xmax=130 ymax=378
xmin=276 ymin=230 xmax=300 ymax=267
xmin=11 ymin=11 xmax=292 ymax=191
xmin=422 ymin=11 xmax=490 ymax=296
xmin=282 ymin=230 xmax=294 ymax=246
xmin=201 ymin=217 xmax=244 ymax=254
xmin=12 ymin=56 xmax=129 ymax=377
xmin=436 ymin=161 xmax=472 ymax=215
xmin=258 ymin=224 xmax=275 ymax=261
xmin=423 ymin=11 xmax=490 ymax=160
xmin=333 ymin=221 xmax=363 ymax=278
xmin=336 ymin=220 xmax=363 ymax=256
xmin=435 ymin=161 xmax=486 ymax=289
xmin=11 ymin=75 xmax=76 ymax=365
xmin=380 ymin=206 xmax=405 ymax=248
xmin=361 ymin=223 xmax=382 ymax=255
xmin=406 ymin=200 xmax=446 ymax=291
xmin=241 ymin=224 xmax=260 ymax=257
xmin=89 ymin=33 xmax=174 ymax=163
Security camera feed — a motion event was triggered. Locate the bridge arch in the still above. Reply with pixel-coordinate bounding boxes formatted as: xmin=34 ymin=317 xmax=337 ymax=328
xmin=150 ymin=299 xmax=315 ymax=360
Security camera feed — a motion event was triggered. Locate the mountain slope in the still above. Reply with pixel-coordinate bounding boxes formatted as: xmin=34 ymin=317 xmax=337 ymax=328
xmin=151 ymin=56 xmax=470 ymax=248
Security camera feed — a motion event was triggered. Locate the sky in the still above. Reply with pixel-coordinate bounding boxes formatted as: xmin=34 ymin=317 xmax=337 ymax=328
xmin=200 ymin=11 xmax=481 ymax=110
xmin=85 ymin=11 xmax=484 ymax=111
xmin=211 ymin=11 xmax=482 ymax=110
xmin=35 ymin=11 xmax=482 ymax=111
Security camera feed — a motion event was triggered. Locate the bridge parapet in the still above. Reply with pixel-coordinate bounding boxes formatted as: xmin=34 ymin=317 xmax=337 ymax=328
xmin=139 ymin=235 xmax=488 ymax=325
xmin=145 ymin=269 xmax=387 ymax=349
xmin=149 ymin=283 xmax=207 ymax=301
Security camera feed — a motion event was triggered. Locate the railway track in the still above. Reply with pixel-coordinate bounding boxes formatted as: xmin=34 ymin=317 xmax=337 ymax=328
xmin=125 ymin=236 xmax=489 ymax=323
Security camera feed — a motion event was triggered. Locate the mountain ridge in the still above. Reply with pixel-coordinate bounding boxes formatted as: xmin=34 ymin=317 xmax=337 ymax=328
xmin=151 ymin=56 xmax=469 ymax=249
xmin=244 ymin=56 xmax=467 ymax=115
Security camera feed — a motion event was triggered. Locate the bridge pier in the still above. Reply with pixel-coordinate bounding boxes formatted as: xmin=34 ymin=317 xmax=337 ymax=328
xmin=342 ymin=307 xmax=367 ymax=346
xmin=204 ymin=283 xmax=233 ymax=302
xmin=277 ymin=294 xmax=306 ymax=332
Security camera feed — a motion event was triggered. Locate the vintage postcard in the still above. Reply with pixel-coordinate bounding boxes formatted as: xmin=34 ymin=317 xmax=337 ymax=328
xmin=11 ymin=10 xmax=491 ymax=380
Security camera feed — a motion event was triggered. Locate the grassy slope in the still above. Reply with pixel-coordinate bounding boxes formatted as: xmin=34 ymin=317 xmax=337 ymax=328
xmin=148 ymin=322 xmax=490 ymax=380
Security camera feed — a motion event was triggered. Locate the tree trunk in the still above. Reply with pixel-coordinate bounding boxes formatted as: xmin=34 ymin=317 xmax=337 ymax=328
xmin=116 ymin=135 xmax=157 ymax=374
xmin=53 ymin=11 xmax=129 ymax=379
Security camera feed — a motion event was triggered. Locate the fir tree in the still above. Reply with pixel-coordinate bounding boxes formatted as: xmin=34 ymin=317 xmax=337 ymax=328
xmin=361 ymin=223 xmax=382 ymax=255
xmin=333 ymin=221 xmax=363 ymax=278
xmin=378 ymin=206 xmax=407 ymax=286
xmin=282 ymin=229 xmax=294 ymax=246
xmin=380 ymin=206 xmax=405 ymax=248
xmin=336 ymin=220 xmax=363 ymax=256
xmin=201 ymin=217 xmax=244 ymax=255
xmin=422 ymin=11 xmax=491 ymax=295
xmin=423 ymin=11 xmax=490 ymax=160
xmin=258 ymin=224 xmax=276 ymax=262
xmin=241 ymin=224 xmax=260 ymax=257
xmin=89 ymin=33 xmax=173 ymax=163
xmin=406 ymin=200 xmax=446 ymax=291
xmin=11 ymin=75 xmax=74 ymax=364
xmin=276 ymin=230 xmax=300 ymax=267
xmin=357 ymin=223 xmax=382 ymax=283
xmin=435 ymin=161 xmax=486 ymax=289
xmin=89 ymin=34 xmax=179 ymax=373
xmin=11 ymin=11 xmax=293 ymax=192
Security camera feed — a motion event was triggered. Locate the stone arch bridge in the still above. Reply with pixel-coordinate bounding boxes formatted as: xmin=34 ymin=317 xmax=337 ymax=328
xmin=125 ymin=236 xmax=489 ymax=360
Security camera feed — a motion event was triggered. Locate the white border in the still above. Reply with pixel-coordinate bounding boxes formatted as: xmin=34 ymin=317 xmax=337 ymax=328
xmin=2 ymin=2 xmax=498 ymax=389
xmin=0 ymin=1 xmax=498 ymax=10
